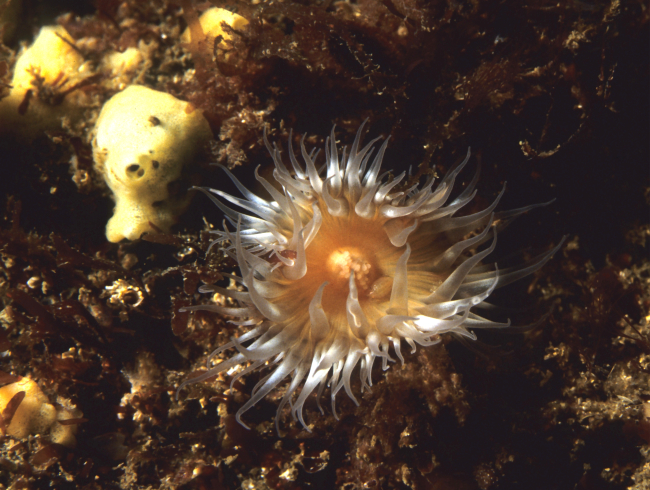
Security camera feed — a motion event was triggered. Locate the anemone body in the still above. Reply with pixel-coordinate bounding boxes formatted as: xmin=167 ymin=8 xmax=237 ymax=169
xmin=180 ymin=123 xmax=562 ymax=431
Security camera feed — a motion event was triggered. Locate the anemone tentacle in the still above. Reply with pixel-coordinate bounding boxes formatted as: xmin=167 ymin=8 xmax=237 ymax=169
xmin=179 ymin=123 xmax=565 ymax=432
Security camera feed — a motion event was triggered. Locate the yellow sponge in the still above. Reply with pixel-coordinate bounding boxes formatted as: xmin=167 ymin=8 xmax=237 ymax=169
xmin=0 ymin=377 xmax=80 ymax=448
xmin=0 ymin=25 xmax=91 ymax=139
xmin=181 ymin=7 xmax=249 ymax=47
xmin=92 ymin=85 xmax=213 ymax=242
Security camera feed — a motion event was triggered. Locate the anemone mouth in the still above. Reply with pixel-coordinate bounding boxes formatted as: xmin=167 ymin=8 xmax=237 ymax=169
xmin=302 ymin=211 xmax=395 ymax=309
xmin=178 ymin=121 xmax=565 ymax=433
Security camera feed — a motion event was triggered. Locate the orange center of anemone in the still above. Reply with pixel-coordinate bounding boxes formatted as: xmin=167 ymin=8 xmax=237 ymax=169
xmin=288 ymin=210 xmax=402 ymax=319
xmin=326 ymin=247 xmax=375 ymax=291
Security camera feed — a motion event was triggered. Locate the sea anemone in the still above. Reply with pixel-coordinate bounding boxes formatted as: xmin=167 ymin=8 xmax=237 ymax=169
xmin=179 ymin=122 xmax=563 ymax=432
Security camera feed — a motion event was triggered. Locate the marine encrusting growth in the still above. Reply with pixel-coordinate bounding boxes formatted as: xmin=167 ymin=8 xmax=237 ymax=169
xmin=179 ymin=122 xmax=564 ymax=431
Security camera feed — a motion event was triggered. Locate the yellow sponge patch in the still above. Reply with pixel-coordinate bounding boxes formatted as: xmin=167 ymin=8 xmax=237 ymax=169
xmin=0 ymin=377 xmax=81 ymax=448
xmin=181 ymin=7 xmax=249 ymax=47
xmin=11 ymin=26 xmax=86 ymax=92
xmin=0 ymin=25 xmax=92 ymax=139
xmin=92 ymin=85 xmax=213 ymax=242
